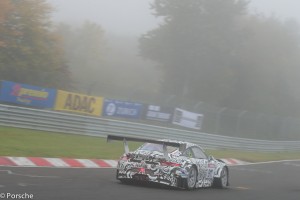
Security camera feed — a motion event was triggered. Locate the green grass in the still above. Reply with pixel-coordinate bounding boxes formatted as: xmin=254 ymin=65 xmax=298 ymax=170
xmin=1 ymin=126 xmax=300 ymax=162
xmin=0 ymin=126 xmax=140 ymax=159
xmin=206 ymin=149 xmax=300 ymax=163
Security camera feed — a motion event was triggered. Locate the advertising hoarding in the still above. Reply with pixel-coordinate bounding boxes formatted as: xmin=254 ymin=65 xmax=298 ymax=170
xmin=55 ymin=90 xmax=103 ymax=116
xmin=142 ymin=104 xmax=173 ymax=123
xmin=0 ymin=81 xmax=56 ymax=108
xmin=102 ymin=99 xmax=142 ymax=119
xmin=172 ymin=108 xmax=203 ymax=130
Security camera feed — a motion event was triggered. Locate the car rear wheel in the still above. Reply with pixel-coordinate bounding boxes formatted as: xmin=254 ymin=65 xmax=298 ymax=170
xmin=116 ymin=170 xmax=124 ymax=182
xmin=116 ymin=170 xmax=129 ymax=184
xmin=116 ymin=169 xmax=120 ymax=180
xmin=184 ymin=166 xmax=197 ymax=190
xmin=213 ymin=167 xmax=228 ymax=188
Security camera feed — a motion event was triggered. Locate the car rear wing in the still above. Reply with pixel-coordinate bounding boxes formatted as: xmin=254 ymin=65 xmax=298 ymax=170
xmin=107 ymin=135 xmax=186 ymax=157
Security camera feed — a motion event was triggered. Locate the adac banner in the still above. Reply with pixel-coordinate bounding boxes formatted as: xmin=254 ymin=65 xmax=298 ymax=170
xmin=142 ymin=104 xmax=173 ymax=123
xmin=102 ymin=99 xmax=143 ymax=119
xmin=0 ymin=81 xmax=56 ymax=108
xmin=55 ymin=90 xmax=103 ymax=116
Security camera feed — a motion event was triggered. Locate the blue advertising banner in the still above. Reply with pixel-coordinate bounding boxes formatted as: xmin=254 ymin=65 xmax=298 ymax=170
xmin=102 ymin=99 xmax=142 ymax=119
xmin=0 ymin=81 xmax=56 ymax=108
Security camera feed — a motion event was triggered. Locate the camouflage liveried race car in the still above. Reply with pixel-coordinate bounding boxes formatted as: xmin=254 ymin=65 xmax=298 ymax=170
xmin=107 ymin=135 xmax=229 ymax=190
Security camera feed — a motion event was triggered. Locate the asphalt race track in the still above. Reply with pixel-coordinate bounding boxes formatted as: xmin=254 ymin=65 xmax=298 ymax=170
xmin=1 ymin=160 xmax=300 ymax=200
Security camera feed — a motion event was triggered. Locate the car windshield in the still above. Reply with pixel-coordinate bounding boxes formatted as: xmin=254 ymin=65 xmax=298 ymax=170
xmin=139 ymin=143 xmax=178 ymax=153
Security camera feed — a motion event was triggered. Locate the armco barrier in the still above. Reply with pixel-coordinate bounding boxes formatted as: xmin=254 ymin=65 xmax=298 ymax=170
xmin=1 ymin=104 xmax=300 ymax=152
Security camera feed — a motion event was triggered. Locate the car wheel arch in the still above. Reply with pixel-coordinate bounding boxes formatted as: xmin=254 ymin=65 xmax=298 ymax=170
xmin=184 ymin=165 xmax=198 ymax=190
xmin=213 ymin=166 xmax=229 ymax=188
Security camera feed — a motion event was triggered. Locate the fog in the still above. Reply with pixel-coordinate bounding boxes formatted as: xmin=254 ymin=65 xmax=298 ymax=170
xmin=48 ymin=0 xmax=160 ymax=36
xmin=48 ymin=0 xmax=300 ymax=36
xmin=42 ymin=0 xmax=300 ymax=139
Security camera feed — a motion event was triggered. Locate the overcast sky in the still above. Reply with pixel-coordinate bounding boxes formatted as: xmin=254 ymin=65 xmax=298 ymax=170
xmin=48 ymin=0 xmax=300 ymax=36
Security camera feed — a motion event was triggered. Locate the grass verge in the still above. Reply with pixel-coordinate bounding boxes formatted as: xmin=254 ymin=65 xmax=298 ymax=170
xmin=0 ymin=126 xmax=140 ymax=159
xmin=1 ymin=126 xmax=300 ymax=162
xmin=207 ymin=149 xmax=300 ymax=163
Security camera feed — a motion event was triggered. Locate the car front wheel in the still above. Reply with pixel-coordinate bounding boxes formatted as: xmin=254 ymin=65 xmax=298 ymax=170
xmin=184 ymin=166 xmax=197 ymax=190
xmin=213 ymin=167 xmax=228 ymax=188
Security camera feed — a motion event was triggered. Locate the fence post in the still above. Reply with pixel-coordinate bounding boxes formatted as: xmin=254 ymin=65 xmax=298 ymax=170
xmin=236 ymin=110 xmax=247 ymax=136
xmin=193 ymin=101 xmax=203 ymax=111
xmin=164 ymin=95 xmax=176 ymax=105
xmin=215 ymin=107 xmax=227 ymax=134
xmin=255 ymin=113 xmax=264 ymax=138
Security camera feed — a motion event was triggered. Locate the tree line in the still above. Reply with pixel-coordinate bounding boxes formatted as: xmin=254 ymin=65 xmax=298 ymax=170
xmin=139 ymin=0 xmax=300 ymax=117
xmin=1 ymin=0 xmax=300 ymax=118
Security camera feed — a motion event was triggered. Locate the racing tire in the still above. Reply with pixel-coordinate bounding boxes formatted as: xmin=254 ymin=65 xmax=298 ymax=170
xmin=184 ymin=166 xmax=197 ymax=190
xmin=116 ymin=170 xmax=131 ymax=184
xmin=213 ymin=167 xmax=228 ymax=188
xmin=116 ymin=169 xmax=120 ymax=180
xmin=119 ymin=179 xmax=129 ymax=184
xmin=116 ymin=170 xmax=124 ymax=182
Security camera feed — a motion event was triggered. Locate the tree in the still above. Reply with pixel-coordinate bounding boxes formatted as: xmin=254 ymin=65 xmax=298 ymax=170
xmin=139 ymin=0 xmax=248 ymax=107
xmin=0 ymin=0 xmax=71 ymax=89
xmin=224 ymin=15 xmax=300 ymax=116
xmin=0 ymin=0 xmax=12 ymax=22
xmin=0 ymin=0 xmax=13 ymax=47
xmin=56 ymin=21 xmax=107 ymax=94
xmin=140 ymin=0 xmax=300 ymax=118
xmin=57 ymin=22 xmax=161 ymax=102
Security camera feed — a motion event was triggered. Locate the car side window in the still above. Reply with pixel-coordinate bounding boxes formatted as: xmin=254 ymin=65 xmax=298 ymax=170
xmin=192 ymin=147 xmax=207 ymax=159
xmin=182 ymin=148 xmax=194 ymax=158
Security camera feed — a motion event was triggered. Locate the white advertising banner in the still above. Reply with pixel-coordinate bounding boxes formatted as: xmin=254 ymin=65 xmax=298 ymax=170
xmin=172 ymin=108 xmax=203 ymax=130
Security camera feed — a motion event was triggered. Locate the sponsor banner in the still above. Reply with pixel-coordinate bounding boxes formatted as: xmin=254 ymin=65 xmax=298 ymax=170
xmin=142 ymin=104 xmax=173 ymax=123
xmin=102 ymin=99 xmax=142 ymax=119
xmin=172 ymin=108 xmax=204 ymax=130
xmin=0 ymin=81 xmax=56 ymax=108
xmin=55 ymin=90 xmax=103 ymax=116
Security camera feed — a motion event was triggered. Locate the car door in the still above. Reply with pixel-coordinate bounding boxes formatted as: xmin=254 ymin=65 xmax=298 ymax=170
xmin=190 ymin=147 xmax=210 ymax=184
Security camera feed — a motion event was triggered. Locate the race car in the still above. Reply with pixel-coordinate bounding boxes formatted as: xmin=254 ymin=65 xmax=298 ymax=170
xmin=107 ymin=135 xmax=229 ymax=190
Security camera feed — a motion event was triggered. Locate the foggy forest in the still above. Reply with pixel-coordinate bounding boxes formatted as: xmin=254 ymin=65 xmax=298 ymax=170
xmin=1 ymin=0 xmax=300 ymax=139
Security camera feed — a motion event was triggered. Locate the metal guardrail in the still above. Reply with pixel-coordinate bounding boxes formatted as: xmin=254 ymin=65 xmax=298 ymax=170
xmin=1 ymin=104 xmax=300 ymax=152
